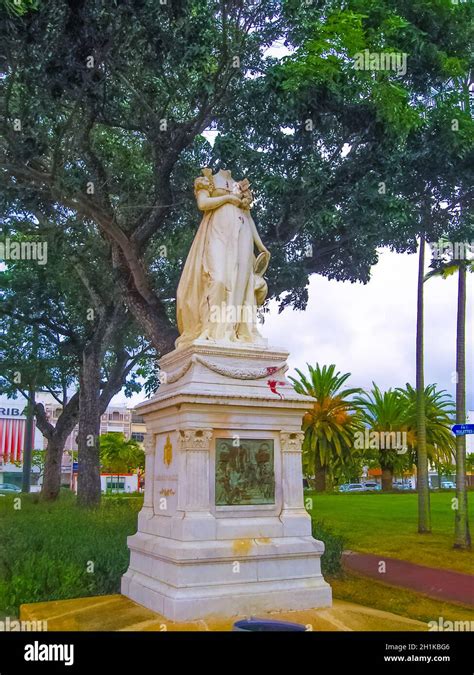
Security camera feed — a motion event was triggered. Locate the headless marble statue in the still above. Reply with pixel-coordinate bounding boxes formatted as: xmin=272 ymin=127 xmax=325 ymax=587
xmin=175 ymin=168 xmax=270 ymax=349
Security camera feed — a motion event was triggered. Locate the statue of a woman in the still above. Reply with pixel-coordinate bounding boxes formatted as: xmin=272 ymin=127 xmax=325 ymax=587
xmin=175 ymin=167 xmax=270 ymax=349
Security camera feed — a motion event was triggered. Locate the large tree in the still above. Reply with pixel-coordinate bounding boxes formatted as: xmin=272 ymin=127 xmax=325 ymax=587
xmin=1 ymin=0 xmax=472 ymax=507
xmin=0 ymin=215 xmax=154 ymax=504
xmin=0 ymin=0 xmax=287 ymax=352
xmin=4 ymin=0 xmax=465 ymax=345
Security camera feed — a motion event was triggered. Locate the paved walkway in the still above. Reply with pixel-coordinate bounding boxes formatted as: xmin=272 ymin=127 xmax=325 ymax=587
xmin=343 ymin=551 xmax=474 ymax=606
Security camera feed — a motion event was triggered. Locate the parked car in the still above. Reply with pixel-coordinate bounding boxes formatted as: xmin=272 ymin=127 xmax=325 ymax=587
xmin=345 ymin=483 xmax=367 ymax=492
xmin=0 ymin=483 xmax=21 ymax=494
xmin=393 ymin=481 xmax=412 ymax=490
xmin=338 ymin=484 xmax=349 ymax=492
xmin=441 ymin=481 xmax=456 ymax=489
xmin=363 ymin=481 xmax=381 ymax=491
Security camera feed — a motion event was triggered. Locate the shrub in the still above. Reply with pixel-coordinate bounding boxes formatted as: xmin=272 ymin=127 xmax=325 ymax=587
xmin=312 ymin=520 xmax=345 ymax=577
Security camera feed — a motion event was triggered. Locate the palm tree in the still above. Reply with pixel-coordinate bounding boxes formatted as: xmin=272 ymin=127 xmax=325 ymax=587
xmin=425 ymin=254 xmax=473 ymax=549
xmin=355 ymin=385 xmax=412 ymax=491
xmin=396 ymin=384 xmax=456 ymax=472
xmin=100 ymin=432 xmax=145 ymax=493
xmin=289 ymin=364 xmax=363 ymax=492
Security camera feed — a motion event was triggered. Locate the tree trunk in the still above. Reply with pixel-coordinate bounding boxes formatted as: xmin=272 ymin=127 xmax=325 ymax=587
xmin=77 ymin=345 xmax=102 ymax=508
xmin=454 ymin=264 xmax=471 ymax=549
xmin=42 ymin=437 xmax=65 ymax=500
xmin=37 ymin=394 xmax=79 ymax=501
xmin=112 ymin=245 xmax=178 ymax=354
xmin=381 ymin=467 xmax=393 ymax=491
xmin=314 ymin=454 xmax=327 ymax=492
xmin=416 ymin=234 xmax=431 ymax=532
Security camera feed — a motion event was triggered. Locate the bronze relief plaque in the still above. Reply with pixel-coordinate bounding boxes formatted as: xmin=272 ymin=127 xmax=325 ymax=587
xmin=215 ymin=438 xmax=275 ymax=506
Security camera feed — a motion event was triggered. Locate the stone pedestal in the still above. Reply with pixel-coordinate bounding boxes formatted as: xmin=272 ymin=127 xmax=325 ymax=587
xmin=122 ymin=341 xmax=332 ymax=621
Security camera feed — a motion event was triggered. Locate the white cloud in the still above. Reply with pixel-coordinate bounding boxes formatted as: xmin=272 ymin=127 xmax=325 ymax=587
xmin=261 ymin=248 xmax=473 ymax=404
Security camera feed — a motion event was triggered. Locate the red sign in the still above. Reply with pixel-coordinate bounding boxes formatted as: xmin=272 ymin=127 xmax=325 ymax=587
xmin=0 ymin=418 xmax=26 ymax=462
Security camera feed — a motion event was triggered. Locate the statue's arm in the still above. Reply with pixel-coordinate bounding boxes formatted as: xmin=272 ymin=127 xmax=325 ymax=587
xmin=195 ymin=189 xmax=241 ymax=212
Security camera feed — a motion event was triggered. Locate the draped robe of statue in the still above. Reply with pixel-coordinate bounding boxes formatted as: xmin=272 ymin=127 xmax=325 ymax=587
xmin=175 ymin=168 xmax=270 ymax=349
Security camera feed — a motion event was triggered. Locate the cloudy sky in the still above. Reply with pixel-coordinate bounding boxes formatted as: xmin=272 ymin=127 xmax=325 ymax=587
xmin=261 ymin=248 xmax=473 ymax=405
xmin=114 ymin=246 xmax=473 ymax=412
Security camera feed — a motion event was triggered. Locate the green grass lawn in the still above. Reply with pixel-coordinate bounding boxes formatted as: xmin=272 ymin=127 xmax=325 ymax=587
xmin=0 ymin=491 xmax=344 ymax=617
xmin=1 ymin=490 xmax=472 ymax=619
xmin=332 ymin=573 xmax=474 ymax=626
xmin=306 ymin=491 xmax=474 ymax=575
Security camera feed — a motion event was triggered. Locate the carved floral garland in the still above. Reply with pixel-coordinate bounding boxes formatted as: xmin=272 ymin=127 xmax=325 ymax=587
xmin=163 ymin=356 xmax=286 ymax=383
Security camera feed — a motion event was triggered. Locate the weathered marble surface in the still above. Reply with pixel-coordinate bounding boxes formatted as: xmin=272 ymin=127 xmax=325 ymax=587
xmin=122 ymin=172 xmax=330 ymax=620
xmin=175 ymin=168 xmax=270 ymax=349
xmin=122 ymin=343 xmax=331 ymax=621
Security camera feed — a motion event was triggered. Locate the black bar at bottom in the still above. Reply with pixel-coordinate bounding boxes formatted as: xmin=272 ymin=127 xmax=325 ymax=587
xmin=0 ymin=631 xmax=471 ymax=673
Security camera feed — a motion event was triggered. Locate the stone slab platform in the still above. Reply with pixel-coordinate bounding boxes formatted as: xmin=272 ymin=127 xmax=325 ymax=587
xmin=20 ymin=594 xmax=427 ymax=631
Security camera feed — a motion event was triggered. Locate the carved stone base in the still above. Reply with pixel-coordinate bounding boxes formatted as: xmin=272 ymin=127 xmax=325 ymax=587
xmin=122 ymin=342 xmax=332 ymax=620
xmin=122 ymin=534 xmax=331 ymax=621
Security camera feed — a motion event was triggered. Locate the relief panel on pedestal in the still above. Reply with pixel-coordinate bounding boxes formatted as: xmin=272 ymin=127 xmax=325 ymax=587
xmin=215 ymin=437 xmax=275 ymax=506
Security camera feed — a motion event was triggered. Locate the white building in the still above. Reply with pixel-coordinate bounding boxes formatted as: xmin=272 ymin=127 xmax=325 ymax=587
xmin=100 ymin=473 xmax=138 ymax=494
xmin=0 ymin=393 xmax=145 ymax=493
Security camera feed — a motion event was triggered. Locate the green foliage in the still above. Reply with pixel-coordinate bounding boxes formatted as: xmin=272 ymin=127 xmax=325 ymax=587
xmin=311 ymin=520 xmax=345 ymax=577
xmin=1 ymin=0 xmax=38 ymax=17
xmin=13 ymin=450 xmax=47 ymax=479
xmin=0 ymin=492 xmax=141 ymax=617
xmin=100 ymin=433 xmax=145 ymax=474
xmin=355 ymin=383 xmax=413 ymax=473
xmin=290 ymin=364 xmax=363 ymax=474
xmin=433 ymin=460 xmax=455 ymax=479
xmin=396 ymin=383 xmax=456 ymax=465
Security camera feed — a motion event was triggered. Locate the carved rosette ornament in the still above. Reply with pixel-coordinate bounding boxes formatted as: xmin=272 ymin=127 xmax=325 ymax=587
xmin=280 ymin=431 xmax=305 ymax=453
xmin=178 ymin=429 xmax=213 ymax=452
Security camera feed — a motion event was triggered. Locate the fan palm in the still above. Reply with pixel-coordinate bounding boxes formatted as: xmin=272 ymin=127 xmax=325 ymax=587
xmin=289 ymin=364 xmax=363 ymax=492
